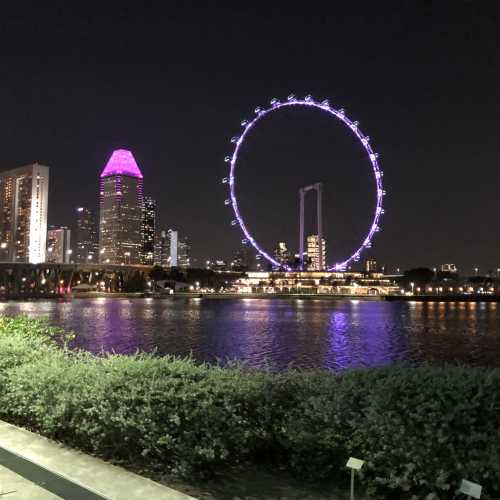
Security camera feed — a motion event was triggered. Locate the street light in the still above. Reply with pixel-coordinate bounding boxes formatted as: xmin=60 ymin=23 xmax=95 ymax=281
xmin=410 ymin=282 xmax=414 ymax=294
xmin=474 ymin=267 xmax=479 ymax=276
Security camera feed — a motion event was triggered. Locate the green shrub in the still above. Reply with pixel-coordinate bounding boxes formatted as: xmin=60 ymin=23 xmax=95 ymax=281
xmin=0 ymin=315 xmax=499 ymax=498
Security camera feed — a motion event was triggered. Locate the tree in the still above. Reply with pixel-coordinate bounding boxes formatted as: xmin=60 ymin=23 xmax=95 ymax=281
xmin=398 ymin=268 xmax=434 ymax=287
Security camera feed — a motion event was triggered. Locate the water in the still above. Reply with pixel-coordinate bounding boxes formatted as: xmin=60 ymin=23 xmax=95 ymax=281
xmin=0 ymin=297 xmax=499 ymax=371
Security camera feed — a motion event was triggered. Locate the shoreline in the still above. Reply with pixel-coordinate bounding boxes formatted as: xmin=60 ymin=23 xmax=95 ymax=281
xmin=1 ymin=291 xmax=500 ymax=302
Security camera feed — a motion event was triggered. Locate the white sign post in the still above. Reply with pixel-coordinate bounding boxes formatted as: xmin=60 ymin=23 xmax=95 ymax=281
xmin=346 ymin=457 xmax=364 ymax=500
xmin=459 ymin=479 xmax=482 ymax=499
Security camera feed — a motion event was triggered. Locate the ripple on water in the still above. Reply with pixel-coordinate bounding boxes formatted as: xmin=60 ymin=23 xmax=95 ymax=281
xmin=0 ymin=298 xmax=499 ymax=371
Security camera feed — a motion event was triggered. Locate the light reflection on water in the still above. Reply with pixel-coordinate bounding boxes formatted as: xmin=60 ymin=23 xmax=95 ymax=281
xmin=0 ymin=298 xmax=499 ymax=371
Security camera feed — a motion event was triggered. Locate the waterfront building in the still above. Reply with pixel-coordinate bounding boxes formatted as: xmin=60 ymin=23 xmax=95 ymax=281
xmin=274 ymin=241 xmax=291 ymax=268
xmin=233 ymin=271 xmax=398 ymax=296
xmin=99 ymin=149 xmax=143 ymax=265
xmin=0 ymin=163 xmax=49 ymax=263
xmin=46 ymin=226 xmax=71 ymax=264
xmin=141 ymin=196 xmax=156 ymax=265
xmin=306 ymin=234 xmax=326 ymax=271
xmin=154 ymin=229 xmax=169 ymax=268
xmin=75 ymin=207 xmax=98 ymax=264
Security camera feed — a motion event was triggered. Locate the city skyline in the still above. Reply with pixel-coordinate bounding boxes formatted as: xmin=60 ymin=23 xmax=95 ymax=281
xmin=0 ymin=4 xmax=499 ymax=271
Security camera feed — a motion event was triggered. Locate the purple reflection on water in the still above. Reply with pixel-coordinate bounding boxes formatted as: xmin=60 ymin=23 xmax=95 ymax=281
xmin=0 ymin=298 xmax=499 ymax=371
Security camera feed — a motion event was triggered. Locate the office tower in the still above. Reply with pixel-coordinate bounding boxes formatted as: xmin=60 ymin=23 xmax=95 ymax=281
xmin=178 ymin=236 xmax=190 ymax=268
xmin=75 ymin=207 xmax=98 ymax=264
xmin=99 ymin=149 xmax=143 ymax=265
xmin=46 ymin=226 xmax=71 ymax=264
xmin=365 ymin=258 xmax=378 ymax=273
xmin=0 ymin=163 xmax=49 ymax=263
xmin=141 ymin=196 xmax=156 ymax=265
xmin=274 ymin=241 xmax=291 ymax=267
xmin=169 ymin=230 xmax=178 ymax=267
xmin=154 ymin=229 xmax=169 ymax=267
xmin=306 ymin=234 xmax=326 ymax=271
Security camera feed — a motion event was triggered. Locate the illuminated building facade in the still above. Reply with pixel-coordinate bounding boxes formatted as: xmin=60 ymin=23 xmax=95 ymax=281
xmin=46 ymin=226 xmax=71 ymax=264
xmin=274 ymin=241 xmax=291 ymax=268
xmin=99 ymin=149 xmax=143 ymax=265
xmin=365 ymin=258 xmax=378 ymax=273
xmin=75 ymin=207 xmax=98 ymax=264
xmin=154 ymin=229 xmax=169 ymax=267
xmin=234 ymin=271 xmax=398 ymax=296
xmin=0 ymin=163 xmax=49 ymax=263
xmin=169 ymin=230 xmax=178 ymax=267
xmin=141 ymin=196 xmax=156 ymax=265
xmin=178 ymin=236 xmax=191 ymax=268
xmin=307 ymin=234 xmax=326 ymax=271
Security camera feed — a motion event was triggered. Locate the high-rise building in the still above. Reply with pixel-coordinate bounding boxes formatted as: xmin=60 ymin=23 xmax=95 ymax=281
xmin=306 ymin=234 xmax=326 ymax=271
xmin=365 ymin=258 xmax=378 ymax=273
xmin=274 ymin=241 xmax=291 ymax=268
xmin=46 ymin=226 xmax=71 ymax=264
xmin=169 ymin=230 xmax=178 ymax=267
xmin=154 ymin=229 xmax=170 ymax=268
xmin=141 ymin=196 xmax=156 ymax=265
xmin=75 ymin=207 xmax=98 ymax=264
xmin=0 ymin=163 xmax=49 ymax=263
xmin=99 ymin=149 xmax=143 ymax=265
xmin=178 ymin=236 xmax=190 ymax=268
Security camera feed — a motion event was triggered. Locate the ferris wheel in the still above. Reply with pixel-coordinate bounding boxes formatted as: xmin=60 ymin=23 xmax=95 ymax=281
xmin=222 ymin=94 xmax=385 ymax=271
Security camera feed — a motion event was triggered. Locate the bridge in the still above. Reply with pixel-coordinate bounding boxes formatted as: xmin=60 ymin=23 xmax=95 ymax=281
xmin=0 ymin=263 xmax=154 ymax=298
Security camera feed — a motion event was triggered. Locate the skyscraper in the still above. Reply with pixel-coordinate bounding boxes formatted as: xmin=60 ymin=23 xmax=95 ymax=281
xmin=178 ymin=236 xmax=191 ymax=268
xmin=99 ymin=149 xmax=143 ymax=265
xmin=46 ymin=226 xmax=71 ymax=264
xmin=75 ymin=207 xmax=98 ymax=264
xmin=169 ymin=229 xmax=178 ymax=267
xmin=307 ymin=234 xmax=326 ymax=271
xmin=0 ymin=163 xmax=49 ymax=263
xmin=141 ymin=196 xmax=156 ymax=265
xmin=274 ymin=241 xmax=291 ymax=268
xmin=154 ymin=229 xmax=169 ymax=268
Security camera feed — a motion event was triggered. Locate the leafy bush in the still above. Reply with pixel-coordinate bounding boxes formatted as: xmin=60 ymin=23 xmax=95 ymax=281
xmin=0 ymin=316 xmax=499 ymax=499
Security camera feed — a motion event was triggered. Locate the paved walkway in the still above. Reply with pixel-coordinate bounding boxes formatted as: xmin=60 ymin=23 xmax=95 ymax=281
xmin=0 ymin=420 xmax=195 ymax=499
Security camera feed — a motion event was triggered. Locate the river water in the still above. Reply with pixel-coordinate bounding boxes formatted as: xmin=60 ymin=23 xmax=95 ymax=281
xmin=0 ymin=297 xmax=499 ymax=371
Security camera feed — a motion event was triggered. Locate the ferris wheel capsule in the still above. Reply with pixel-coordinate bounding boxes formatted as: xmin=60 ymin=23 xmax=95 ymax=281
xmin=304 ymin=94 xmax=313 ymax=102
xmin=241 ymin=119 xmax=248 ymax=127
xmin=224 ymin=156 xmax=231 ymax=162
xmin=338 ymin=108 xmax=345 ymax=116
xmin=242 ymin=239 xmax=248 ymax=245
xmin=222 ymin=177 xmax=228 ymax=184
xmin=287 ymin=94 xmax=296 ymax=101
xmin=270 ymin=98 xmax=279 ymax=105
xmin=231 ymin=136 xmax=239 ymax=143
xmin=224 ymin=199 xmax=231 ymax=206
xmin=231 ymin=220 xmax=237 ymax=226
xmin=254 ymin=107 xmax=262 ymax=114
xmin=320 ymin=99 xmax=329 ymax=107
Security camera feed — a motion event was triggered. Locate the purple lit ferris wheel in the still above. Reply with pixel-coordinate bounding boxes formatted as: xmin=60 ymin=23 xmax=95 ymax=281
xmin=222 ymin=94 xmax=385 ymax=271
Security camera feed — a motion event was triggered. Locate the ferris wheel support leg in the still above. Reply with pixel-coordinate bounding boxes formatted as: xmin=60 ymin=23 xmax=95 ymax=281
xmin=316 ymin=182 xmax=323 ymax=271
xmin=299 ymin=188 xmax=305 ymax=270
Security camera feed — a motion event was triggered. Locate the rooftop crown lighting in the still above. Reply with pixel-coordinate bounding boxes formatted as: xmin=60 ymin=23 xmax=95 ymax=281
xmin=100 ymin=149 xmax=143 ymax=179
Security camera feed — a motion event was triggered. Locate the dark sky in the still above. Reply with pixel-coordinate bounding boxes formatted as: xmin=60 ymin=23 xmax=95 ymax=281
xmin=0 ymin=2 xmax=499 ymax=272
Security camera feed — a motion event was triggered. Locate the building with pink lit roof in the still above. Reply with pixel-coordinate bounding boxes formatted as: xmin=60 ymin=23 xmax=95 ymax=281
xmin=99 ymin=149 xmax=144 ymax=265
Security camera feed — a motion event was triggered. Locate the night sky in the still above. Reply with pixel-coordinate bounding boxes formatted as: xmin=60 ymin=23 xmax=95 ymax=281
xmin=0 ymin=2 xmax=499 ymax=272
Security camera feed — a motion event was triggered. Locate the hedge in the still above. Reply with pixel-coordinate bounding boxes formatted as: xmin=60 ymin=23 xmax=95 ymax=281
xmin=0 ymin=315 xmax=498 ymax=499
